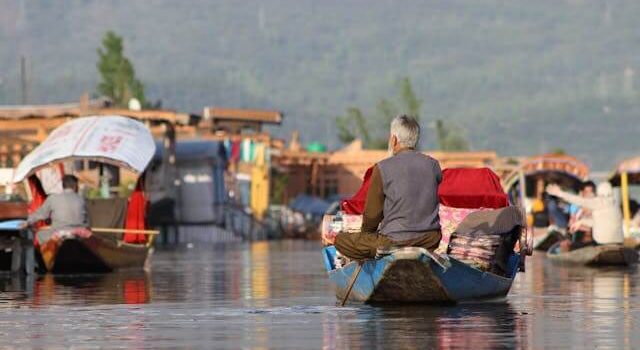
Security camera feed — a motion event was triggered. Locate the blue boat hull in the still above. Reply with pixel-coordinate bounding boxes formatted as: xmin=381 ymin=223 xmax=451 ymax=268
xmin=323 ymin=246 xmax=520 ymax=303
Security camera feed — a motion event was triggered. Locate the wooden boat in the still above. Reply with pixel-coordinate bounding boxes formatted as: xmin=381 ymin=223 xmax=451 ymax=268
xmin=36 ymin=229 xmax=151 ymax=273
xmin=502 ymin=153 xmax=590 ymax=206
xmin=547 ymin=243 xmax=639 ymax=266
xmin=0 ymin=219 xmax=34 ymax=274
xmin=609 ymin=156 xmax=640 ymax=242
xmin=13 ymin=115 xmax=157 ymax=274
xmin=322 ymin=246 xmax=521 ymax=304
xmin=624 ymin=237 xmax=640 ymax=250
xmin=502 ymin=154 xmax=590 ymax=233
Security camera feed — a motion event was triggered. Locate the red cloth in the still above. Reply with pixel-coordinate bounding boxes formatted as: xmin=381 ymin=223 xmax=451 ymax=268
xmin=124 ymin=177 xmax=148 ymax=244
xmin=230 ymin=140 xmax=241 ymax=163
xmin=341 ymin=166 xmax=509 ymax=215
xmin=28 ymin=176 xmax=48 ymax=246
xmin=341 ymin=166 xmax=374 ymax=215
xmin=27 ymin=176 xmax=47 ymax=216
xmin=438 ymin=168 xmax=508 ymax=209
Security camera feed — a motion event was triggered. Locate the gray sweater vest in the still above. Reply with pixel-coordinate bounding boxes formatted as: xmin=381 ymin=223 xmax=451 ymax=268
xmin=377 ymin=150 xmax=441 ymax=241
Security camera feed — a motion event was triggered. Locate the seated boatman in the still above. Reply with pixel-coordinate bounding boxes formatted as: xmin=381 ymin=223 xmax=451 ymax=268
xmin=23 ymin=175 xmax=89 ymax=242
xmin=335 ymin=115 xmax=442 ymax=260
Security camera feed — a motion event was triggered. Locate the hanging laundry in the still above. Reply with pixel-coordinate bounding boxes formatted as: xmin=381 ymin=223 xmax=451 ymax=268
xmin=253 ymin=143 xmax=266 ymax=167
xmin=241 ymin=139 xmax=253 ymax=163
xmin=230 ymin=140 xmax=241 ymax=163
xmin=223 ymin=139 xmax=232 ymax=160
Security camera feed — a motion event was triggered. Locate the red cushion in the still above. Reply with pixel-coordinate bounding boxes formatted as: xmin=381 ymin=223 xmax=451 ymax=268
xmin=341 ymin=166 xmax=509 ymax=215
xmin=341 ymin=166 xmax=374 ymax=215
xmin=438 ymin=168 xmax=508 ymax=209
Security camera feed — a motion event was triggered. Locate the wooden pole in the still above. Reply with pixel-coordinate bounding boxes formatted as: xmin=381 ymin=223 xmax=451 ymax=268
xmin=621 ymin=171 xmax=631 ymax=237
xmin=92 ymin=227 xmax=160 ymax=235
xmin=518 ymin=169 xmax=526 ymax=207
xmin=340 ymin=262 xmax=363 ymax=307
xmin=39 ymin=226 xmax=160 ymax=235
xmin=20 ymin=56 xmax=28 ymax=104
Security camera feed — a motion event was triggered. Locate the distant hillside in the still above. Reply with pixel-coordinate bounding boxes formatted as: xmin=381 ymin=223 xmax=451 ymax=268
xmin=2 ymin=0 xmax=640 ymax=169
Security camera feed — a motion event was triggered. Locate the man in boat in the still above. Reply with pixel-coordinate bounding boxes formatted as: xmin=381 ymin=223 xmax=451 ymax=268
xmin=23 ymin=175 xmax=89 ymax=242
xmin=544 ymin=177 xmax=570 ymax=234
xmin=334 ymin=115 xmax=442 ymax=260
xmin=567 ymin=181 xmax=595 ymax=230
xmin=546 ymin=182 xmax=623 ymax=251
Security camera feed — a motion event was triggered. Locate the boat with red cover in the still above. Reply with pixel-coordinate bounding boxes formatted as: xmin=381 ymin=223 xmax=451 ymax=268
xmin=325 ymin=167 xmax=531 ymax=304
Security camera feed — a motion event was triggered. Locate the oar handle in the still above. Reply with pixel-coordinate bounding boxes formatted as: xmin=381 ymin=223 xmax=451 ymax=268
xmin=37 ymin=226 xmax=160 ymax=235
xmin=340 ymin=262 xmax=363 ymax=307
xmin=91 ymin=227 xmax=160 ymax=235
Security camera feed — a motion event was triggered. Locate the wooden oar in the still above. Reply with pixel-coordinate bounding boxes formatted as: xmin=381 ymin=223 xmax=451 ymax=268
xmin=38 ymin=226 xmax=160 ymax=235
xmin=340 ymin=261 xmax=363 ymax=307
xmin=91 ymin=227 xmax=160 ymax=235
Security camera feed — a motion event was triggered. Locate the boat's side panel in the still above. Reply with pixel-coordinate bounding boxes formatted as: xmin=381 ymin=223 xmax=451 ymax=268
xmin=39 ymin=232 xmax=150 ymax=273
xmin=324 ymin=247 xmax=519 ymax=303
xmin=435 ymin=257 xmax=516 ymax=301
xmin=84 ymin=234 xmax=150 ymax=269
xmin=39 ymin=238 xmax=63 ymax=272
xmin=328 ymin=257 xmax=391 ymax=303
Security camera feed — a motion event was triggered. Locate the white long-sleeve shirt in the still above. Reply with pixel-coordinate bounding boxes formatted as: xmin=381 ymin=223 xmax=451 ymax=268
xmin=552 ymin=190 xmax=623 ymax=244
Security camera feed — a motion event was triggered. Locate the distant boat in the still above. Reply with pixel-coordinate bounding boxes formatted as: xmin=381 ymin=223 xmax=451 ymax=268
xmin=14 ymin=115 xmax=157 ymax=274
xmin=322 ymin=246 xmax=521 ymax=304
xmin=547 ymin=243 xmax=639 ymax=266
xmin=37 ymin=229 xmax=151 ymax=273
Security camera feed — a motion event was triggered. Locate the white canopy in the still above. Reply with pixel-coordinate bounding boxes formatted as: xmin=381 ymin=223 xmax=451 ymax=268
xmin=14 ymin=115 xmax=156 ymax=182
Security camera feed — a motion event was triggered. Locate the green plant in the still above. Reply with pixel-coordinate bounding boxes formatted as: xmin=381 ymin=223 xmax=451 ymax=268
xmin=335 ymin=77 xmax=435 ymax=149
xmin=96 ymin=31 xmax=146 ymax=107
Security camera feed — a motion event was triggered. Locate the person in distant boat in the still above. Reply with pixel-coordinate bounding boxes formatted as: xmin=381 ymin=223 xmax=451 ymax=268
xmin=567 ymin=181 xmax=595 ymax=230
xmin=334 ymin=115 xmax=442 ymax=260
xmin=23 ymin=175 xmax=89 ymax=242
xmin=546 ymin=182 xmax=623 ymax=251
xmin=544 ymin=178 xmax=570 ymax=233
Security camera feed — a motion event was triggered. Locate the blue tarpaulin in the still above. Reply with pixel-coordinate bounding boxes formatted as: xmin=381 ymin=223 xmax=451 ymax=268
xmin=0 ymin=219 xmax=25 ymax=231
xmin=289 ymin=195 xmax=331 ymax=216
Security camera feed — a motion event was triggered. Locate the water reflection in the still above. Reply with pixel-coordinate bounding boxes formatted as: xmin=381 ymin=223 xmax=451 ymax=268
xmin=320 ymin=303 xmax=523 ymax=350
xmin=0 ymin=241 xmax=638 ymax=349
xmin=32 ymin=271 xmax=152 ymax=306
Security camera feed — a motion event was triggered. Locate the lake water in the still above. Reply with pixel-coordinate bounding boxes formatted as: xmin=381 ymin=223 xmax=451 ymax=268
xmin=0 ymin=240 xmax=638 ymax=349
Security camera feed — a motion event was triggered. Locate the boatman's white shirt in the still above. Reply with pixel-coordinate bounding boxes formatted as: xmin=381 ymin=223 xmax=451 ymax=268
xmin=552 ymin=191 xmax=624 ymax=244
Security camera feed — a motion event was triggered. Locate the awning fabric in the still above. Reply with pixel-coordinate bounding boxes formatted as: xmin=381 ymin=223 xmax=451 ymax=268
xmin=14 ymin=116 xmax=155 ymax=182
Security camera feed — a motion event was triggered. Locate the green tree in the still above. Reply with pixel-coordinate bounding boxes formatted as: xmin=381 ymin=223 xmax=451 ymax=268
xmin=96 ymin=31 xmax=146 ymax=107
xmin=335 ymin=77 xmax=424 ymax=149
xmin=398 ymin=77 xmax=421 ymax=118
xmin=336 ymin=107 xmax=371 ymax=145
xmin=435 ymin=119 xmax=469 ymax=151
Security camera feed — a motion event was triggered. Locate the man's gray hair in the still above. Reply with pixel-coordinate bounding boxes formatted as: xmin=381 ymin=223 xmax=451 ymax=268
xmin=390 ymin=115 xmax=420 ymax=149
